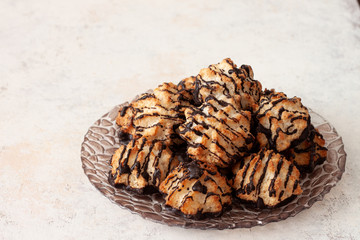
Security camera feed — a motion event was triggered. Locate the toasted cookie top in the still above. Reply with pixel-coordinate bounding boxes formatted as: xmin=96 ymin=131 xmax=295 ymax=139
xmin=178 ymin=97 xmax=254 ymax=168
xmin=193 ymin=58 xmax=262 ymax=111
xmin=109 ymin=137 xmax=179 ymax=193
xmin=255 ymin=89 xmax=310 ymax=152
xmin=232 ymin=149 xmax=302 ymax=207
xmin=116 ymin=83 xmax=185 ymax=145
xmin=159 ymin=161 xmax=232 ymax=218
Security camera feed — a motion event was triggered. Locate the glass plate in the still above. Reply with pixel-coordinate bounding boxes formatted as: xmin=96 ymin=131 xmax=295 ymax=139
xmin=81 ymin=104 xmax=346 ymax=229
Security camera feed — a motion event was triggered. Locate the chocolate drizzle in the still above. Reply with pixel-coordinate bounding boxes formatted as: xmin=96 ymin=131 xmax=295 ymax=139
xmin=187 ymin=161 xmax=204 ymax=179
xmin=120 ymin=105 xmax=129 ymax=117
xmin=268 ymin=156 xmax=284 ymax=197
xmin=192 ymin=181 xmax=207 ymax=194
xmin=255 ymin=150 xmax=272 ymax=195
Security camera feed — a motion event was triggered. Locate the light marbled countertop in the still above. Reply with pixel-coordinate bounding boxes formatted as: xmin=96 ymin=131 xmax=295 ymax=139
xmin=1 ymin=0 xmax=360 ymax=239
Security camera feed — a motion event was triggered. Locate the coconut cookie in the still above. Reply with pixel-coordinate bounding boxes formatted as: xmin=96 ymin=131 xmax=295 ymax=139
xmin=178 ymin=97 xmax=254 ymax=168
xmin=116 ymin=82 xmax=185 ymax=145
xmin=193 ymin=58 xmax=262 ymax=111
xmin=232 ymin=149 xmax=302 ymax=207
xmin=255 ymin=89 xmax=311 ymax=152
xmin=159 ymin=161 xmax=232 ymax=219
xmin=109 ymin=137 xmax=179 ymax=193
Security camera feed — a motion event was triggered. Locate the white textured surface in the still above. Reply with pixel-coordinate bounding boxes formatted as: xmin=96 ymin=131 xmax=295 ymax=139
xmin=1 ymin=0 xmax=360 ymax=239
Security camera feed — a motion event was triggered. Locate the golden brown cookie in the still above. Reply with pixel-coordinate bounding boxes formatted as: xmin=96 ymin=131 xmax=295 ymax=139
xmin=178 ymin=97 xmax=254 ymax=168
xmin=255 ymin=89 xmax=310 ymax=152
xmin=159 ymin=161 xmax=232 ymax=219
xmin=193 ymin=58 xmax=262 ymax=111
xmin=109 ymin=137 xmax=179 ymax=193
xmin=232 ymin=149 xmax=302 ymax=207
xmin=116 ymin=82 xmax=184 ymax=145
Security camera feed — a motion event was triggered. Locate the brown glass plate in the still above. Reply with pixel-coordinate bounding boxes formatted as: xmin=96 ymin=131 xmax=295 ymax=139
xmin=81 ymin=104 xmax=346 ymax=229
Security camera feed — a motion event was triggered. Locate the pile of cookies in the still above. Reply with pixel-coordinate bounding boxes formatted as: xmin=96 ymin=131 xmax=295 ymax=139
xmin=108 ymin=58 xmax=327 ymax=219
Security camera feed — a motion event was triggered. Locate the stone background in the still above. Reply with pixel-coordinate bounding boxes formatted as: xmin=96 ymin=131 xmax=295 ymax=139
xmin=0 ymin=0 xmax=359 ymax=239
